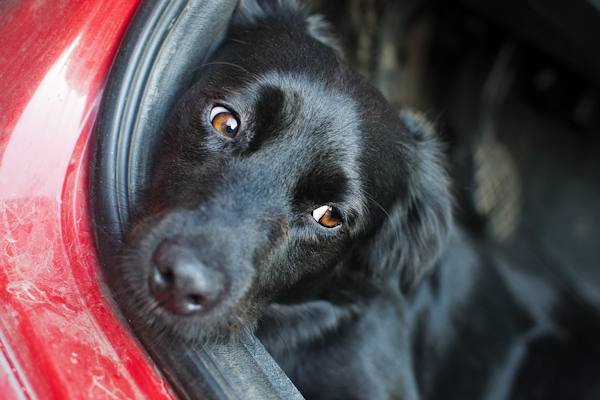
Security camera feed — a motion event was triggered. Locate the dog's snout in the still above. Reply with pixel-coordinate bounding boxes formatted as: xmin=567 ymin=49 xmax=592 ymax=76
xmin=150 ymin=239 xmax=225 ymax=315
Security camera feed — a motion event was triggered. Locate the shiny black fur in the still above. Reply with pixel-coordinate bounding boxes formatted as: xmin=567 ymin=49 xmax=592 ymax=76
xmin=117 ymin=1 xmax=600 ymax=399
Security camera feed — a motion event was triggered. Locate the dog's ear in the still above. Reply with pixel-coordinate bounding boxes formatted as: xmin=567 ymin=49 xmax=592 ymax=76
xmin=305 ymin=14 xmax=344 ymax=57
xmin=233 ymin=0 xmax=344 ymax=57
xmin=362 ymin=111 xmax=452 ymax=293
xmin=233 ymin=0 xmax=300 ymax=24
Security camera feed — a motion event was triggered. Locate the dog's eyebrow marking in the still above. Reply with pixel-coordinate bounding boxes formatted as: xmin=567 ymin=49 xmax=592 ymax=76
xmin=246 ymin=86 xmax=289 ymax=154
xmin=293 ymin=162 xmax=349 ymax=206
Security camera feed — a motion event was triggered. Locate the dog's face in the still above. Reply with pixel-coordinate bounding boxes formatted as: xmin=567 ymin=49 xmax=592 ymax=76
xmin=116 ymin=2 xmax=450 ymax=343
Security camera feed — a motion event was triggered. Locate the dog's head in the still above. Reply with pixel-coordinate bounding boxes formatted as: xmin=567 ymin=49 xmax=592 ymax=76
xmin=117 ymin=0 xmax=451 ymax=342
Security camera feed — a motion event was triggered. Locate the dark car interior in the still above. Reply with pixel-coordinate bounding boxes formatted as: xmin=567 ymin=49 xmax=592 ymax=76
xmin=319 ymin=4 xmax=600 ymax=397
xmin=314 ymin=0 xmax=600 ymax=306
xmin=91 ymin=0 xmax=600 ymax=398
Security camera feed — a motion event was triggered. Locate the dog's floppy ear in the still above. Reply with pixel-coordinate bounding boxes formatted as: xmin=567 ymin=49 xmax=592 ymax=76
xmin=362 ymin=111 xmax=452 ymax=293
xmin=233 ymin=0 xmax=344 ymax=57
xmin=305 ymin=14 xmax=344 ymax=57
xmin=233 ymin=0 xmax=300 ymax=24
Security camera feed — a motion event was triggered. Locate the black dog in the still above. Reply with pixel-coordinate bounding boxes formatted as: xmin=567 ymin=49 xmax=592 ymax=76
xmin=117 ymin=1 xmax=600 ymax=399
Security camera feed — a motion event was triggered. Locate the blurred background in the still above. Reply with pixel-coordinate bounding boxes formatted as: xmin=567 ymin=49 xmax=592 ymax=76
xmin=313 ymin=0 xmax=600 ymax=304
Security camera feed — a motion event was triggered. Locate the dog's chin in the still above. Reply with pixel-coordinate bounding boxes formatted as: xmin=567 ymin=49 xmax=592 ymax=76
xmin=138 ymin=307 xmax=259 ymax=345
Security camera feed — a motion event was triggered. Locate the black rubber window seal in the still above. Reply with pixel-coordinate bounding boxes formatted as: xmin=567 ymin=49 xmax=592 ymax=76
xmin=90 ymin=1 xmax=303 ymax=399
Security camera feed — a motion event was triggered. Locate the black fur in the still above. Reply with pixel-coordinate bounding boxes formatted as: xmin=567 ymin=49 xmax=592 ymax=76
xmin=115 ymin=1 xmax=600 ymax=399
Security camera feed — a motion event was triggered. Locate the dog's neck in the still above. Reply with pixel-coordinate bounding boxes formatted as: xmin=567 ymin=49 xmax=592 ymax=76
xmin=258 ymin=230 xmax=564 ymax=399
xmin=257 ymin=254 xmax=404 ymax=353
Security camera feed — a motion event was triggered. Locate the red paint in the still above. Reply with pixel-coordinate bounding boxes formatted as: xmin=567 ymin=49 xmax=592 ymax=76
xmin=0 ymin=1 xmax=175 ymax=398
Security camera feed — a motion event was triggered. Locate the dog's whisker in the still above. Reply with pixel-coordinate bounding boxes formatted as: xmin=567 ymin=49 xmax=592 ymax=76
xmin=199 ymin=61 xmax=253 ymax=76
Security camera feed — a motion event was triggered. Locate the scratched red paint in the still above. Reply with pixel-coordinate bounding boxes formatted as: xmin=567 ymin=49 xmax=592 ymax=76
xmin=0 ymin=1 xmax=175 ymax=398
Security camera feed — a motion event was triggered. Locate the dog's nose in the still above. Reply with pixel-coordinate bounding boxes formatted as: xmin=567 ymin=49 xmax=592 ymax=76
xmin=150 ymin=239 xmax=225 ymax=315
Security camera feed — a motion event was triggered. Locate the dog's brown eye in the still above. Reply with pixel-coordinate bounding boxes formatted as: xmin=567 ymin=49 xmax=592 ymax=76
xmin=209 ymin=105 xmax=239 ymax=138
xmin=312 ymin=205 xmax=342 ymax=228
